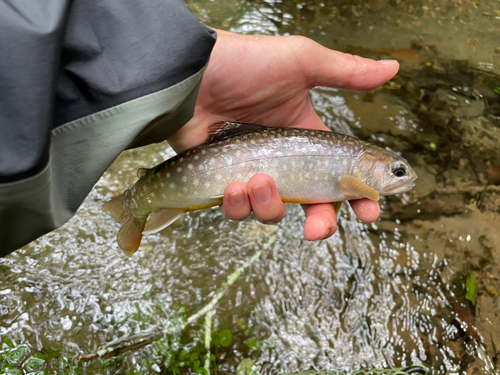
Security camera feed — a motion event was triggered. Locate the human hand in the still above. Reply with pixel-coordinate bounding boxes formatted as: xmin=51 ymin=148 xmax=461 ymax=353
xmin=167 ymin=29 xmax=399 ymax=240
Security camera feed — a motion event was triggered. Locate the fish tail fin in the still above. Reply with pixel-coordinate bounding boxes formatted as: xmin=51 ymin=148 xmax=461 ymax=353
xmin=117 ymin=214 xmax=147 ymax=256
xmin=102 ymin=194 xmax=127 ymax=223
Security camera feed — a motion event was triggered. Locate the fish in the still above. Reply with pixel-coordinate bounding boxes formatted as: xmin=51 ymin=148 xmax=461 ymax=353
xmin=103 ymin=121 xmax=417 ymax=256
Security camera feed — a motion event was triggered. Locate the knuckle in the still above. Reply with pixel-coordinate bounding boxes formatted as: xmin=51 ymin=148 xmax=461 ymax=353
xmin=257 ymin=211 xmax=285 ymax=225
xmin=342 ymin=53 xmax=369 ymax=73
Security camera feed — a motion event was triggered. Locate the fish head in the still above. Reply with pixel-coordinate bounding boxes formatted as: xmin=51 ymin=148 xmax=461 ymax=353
xmin=353 ymin=149 xmax=417 ymax=196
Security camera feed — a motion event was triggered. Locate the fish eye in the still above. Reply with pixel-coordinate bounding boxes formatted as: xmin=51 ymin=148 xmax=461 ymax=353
xmin=392 ymin=163 xmax=407 ymax=178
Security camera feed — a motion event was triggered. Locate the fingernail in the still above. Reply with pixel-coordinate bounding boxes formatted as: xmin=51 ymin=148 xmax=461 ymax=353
xmin=252 ymin=182 xmax=272 ymax=204
xmin=377 ymin=59 xmax=398 ymax=66
xmin=229 ymin=191 xmax=244 ymax=207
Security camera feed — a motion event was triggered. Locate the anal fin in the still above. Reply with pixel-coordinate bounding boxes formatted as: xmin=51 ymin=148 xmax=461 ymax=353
xmin=339 ymin=175 xmax=380 ymax=201
xmin=143 ymin=209 xmax=186 ymax=235
xmin=210 ymin=195 xmax=224 ymax=204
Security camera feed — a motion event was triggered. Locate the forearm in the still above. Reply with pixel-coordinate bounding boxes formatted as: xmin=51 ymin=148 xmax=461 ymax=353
xmin=0 ymin=0 xmax=216 ymax=256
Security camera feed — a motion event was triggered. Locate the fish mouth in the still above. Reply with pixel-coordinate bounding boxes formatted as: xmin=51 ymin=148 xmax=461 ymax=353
xmin=385 ymin=180 xmax=416 ymax=194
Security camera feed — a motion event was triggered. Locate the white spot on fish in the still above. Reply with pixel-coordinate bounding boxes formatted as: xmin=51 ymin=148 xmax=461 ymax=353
xmin=210 ymin=158 xmax=216 ymax=164
xmin=160 ymin=182 xmax=165 ymax=188
xmin=331 ymin=171 xmax=336 ymax=177
xmin=202 ymin=150 xmax=206 ymax=155
xmin=177 ymin=167 xmax=182 ymax=173
xmin=193 ymin=179 xmax=199 ymax=186
xmin=169 ymin=183 xmax=176 ymax=189
xmin=171 ymin=160 xmax=175 ymax=166
xmin=216 ymin=174 xmax=222 ymax=181
xmin=194 ymin=155 xmax=200 ymax=160
xmin=166 ymin=172 xmax=171 ymax=178
xmin=188 ymin=164 xmax=194 ymax=170
xmin=236 ymin=150 xmax=241 ymax=157
xmin=179 ymin=157 xmax=184 ymax=163
xmin=204 ymin=182 xmax=210 ymax=189
xmin=182 ymin=176 xmax=188 ymax=183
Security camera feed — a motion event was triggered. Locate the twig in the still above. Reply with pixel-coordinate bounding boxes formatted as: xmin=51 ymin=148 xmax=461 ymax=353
xmin=79 ymin=235 xmax=277 ymax=360
xmin=205 ymin=310 xmax=214 ymax=373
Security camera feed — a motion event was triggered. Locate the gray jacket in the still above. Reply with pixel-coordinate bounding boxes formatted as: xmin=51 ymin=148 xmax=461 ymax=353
xmin=0 ymin=0 xmax=216 ymax=256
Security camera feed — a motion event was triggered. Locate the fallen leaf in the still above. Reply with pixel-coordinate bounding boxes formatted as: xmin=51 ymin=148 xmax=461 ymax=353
xmin=487 ymin=164 xmax=500 ymax=185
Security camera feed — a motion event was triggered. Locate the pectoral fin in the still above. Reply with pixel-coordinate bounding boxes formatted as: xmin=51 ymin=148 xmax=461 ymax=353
xmin=117 ymin=214 xmax=147 ymax=256
xmin=143 ymin=209 xmax=186 ymax=235
xmin=339 ymin=176 xmax=380 ymax=201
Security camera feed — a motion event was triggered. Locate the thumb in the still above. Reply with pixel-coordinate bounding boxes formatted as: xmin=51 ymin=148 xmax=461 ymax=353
xmin=300 ymin=39 xmax=399 ymax=91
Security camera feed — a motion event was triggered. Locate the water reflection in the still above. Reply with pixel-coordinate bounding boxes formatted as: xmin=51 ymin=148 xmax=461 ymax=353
xmin=2 ymin=0 xmax=500 ymax=374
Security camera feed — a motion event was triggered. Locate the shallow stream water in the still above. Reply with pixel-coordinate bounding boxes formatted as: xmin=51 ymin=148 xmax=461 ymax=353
xmin=1 ymin=0 xmax=500 ymax=374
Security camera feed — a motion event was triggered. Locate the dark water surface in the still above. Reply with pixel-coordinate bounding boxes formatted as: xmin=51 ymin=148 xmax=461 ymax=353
xmin=1 ymin=0 xmax=500 ymax=374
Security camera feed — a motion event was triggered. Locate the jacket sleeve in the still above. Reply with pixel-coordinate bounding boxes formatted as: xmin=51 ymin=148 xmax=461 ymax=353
xmin=0 ymin=0 xmax=216 ymax=257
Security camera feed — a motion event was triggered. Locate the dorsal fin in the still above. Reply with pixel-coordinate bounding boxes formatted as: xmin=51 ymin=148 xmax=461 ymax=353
xmin=207 ymin=121 xmax=271 ymax=143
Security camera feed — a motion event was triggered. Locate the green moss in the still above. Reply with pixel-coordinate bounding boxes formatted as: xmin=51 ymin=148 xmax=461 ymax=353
xmin=465 ymin=270 xmax=478 ymax=306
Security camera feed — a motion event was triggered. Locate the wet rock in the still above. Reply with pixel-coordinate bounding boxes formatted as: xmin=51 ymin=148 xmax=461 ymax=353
xmin=475 ymin=295 xmax=500 ymax=365
xmin=484 ymin=286 xmax=499 ymax=299
xmin=486 ymin=165 xmax=500 ymax=185
xmin=461 ymin=117 xmax=500 ymax=165
xmin=478 ymin=192 xmax=500 ymax=214
xmin=479 ymin=230 xmax=500 ymax=265
xmin=453 ymin=299 xmax=481 ymax=342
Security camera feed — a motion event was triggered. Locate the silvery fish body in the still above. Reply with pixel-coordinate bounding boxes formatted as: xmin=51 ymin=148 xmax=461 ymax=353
xmin=103 ymin=122 xmax=417 ymax=255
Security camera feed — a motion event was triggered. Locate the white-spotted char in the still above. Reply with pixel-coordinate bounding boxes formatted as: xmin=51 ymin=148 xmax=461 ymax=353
xmin=103 ymin=122 xmax=417 ymax=256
